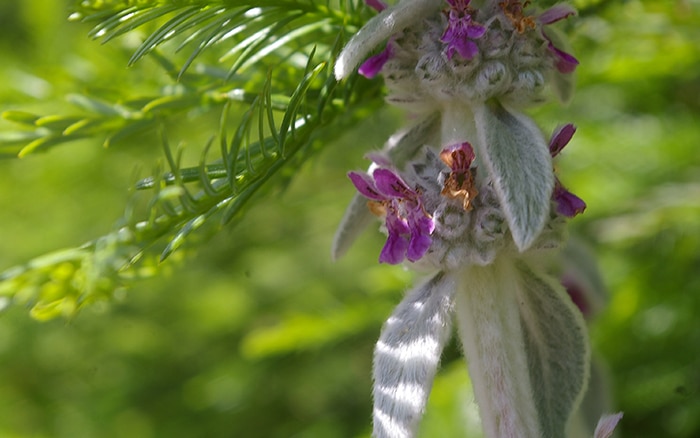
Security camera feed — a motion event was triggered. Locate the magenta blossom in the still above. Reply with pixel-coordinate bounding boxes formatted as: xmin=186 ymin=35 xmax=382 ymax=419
xmin=553 ymin=181 xmax=586 ymax=217
xmin=364 ymin=0 xmax=387 ymax=12
xmin=359 ymin=42 xmax=394 ymax=78
xmin=357 ymin=1 xmax=392 ymax=78
xmin=441 ymin=0 xmax=486 ymax=60
xmin=348 ymin=168 xmax=434 ymax=264
xmin=548 ymin=123 xmax=576 ymax=157
xmin=549 ymin=124 xmax=586 ymax=217
xmin=538 ymin=4 xmax=579 ymax=73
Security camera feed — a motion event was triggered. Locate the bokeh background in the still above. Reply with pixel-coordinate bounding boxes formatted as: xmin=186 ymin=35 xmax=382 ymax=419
xmin=0 ymin=0 xmax=699 ymax=437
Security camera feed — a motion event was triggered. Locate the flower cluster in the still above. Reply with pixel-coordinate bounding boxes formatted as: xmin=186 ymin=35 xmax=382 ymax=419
xmin=352 ymin=0 xmax=579 ymax=109
xmin=348 ymin=166 xmax=434 ymax=264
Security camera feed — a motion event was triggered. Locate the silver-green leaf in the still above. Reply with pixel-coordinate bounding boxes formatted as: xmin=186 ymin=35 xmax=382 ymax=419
xmin=473 ymin=103 xmax=554 ymax=251
xmin=516 ymin=260 xmax=590 ymax=438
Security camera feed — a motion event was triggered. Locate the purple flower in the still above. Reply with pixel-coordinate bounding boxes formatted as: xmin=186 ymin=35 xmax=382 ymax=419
xmin=543 ymin=34 xmax=579 ymax=73
xmin=440 ymin=0 xmax=486 ymax=60
xmin=537 ymin=4 xmax=579 ymax=73
xmin=548 ymin=124 xmax=586 ymax=217
xmin=538 ymin=4 xmax=576 ymax=26
xmin=548 ymin=123 xmax=576 ymax=157
xmin=364 ymin=0 xmax=387 ymax=12
xmin=359 ymin=42 xmax=394 ymax=79
xmin=356 ymin=0 xmax=392 ymax=78
xmin=348 ymin=168 xmax=434 ymax=264
xmin=439 ymin=142 xmax=479 ymax=210
xmin=553 ymin=181 xmax=586 ymax=217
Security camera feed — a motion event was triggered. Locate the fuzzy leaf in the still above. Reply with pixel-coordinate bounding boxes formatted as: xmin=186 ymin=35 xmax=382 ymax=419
xmin=331 ymin=192 xmax=376 ymax=260
xmin=515 ymin=260 xmax=590 ymax=438
xmin=455 ymin=258 xmax=589 ymax=438
xmin=373 ymin=271 xmax=456 ymax=438
xmin=455 ymin=259 xmax=542 ymax=438
xmin=473 ymin=103 xmax=554 ymax=251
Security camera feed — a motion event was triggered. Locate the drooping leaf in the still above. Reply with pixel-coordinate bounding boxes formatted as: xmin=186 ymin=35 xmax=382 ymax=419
xmin=473 ymin=102 xmax=554 ymax=251
xmin=373 ymin=271 xmax=456 ymax=438
xmin=455 ymin=257 xmax=589 ymax=438
xmin=516 ymin=260 xmax=590 ymax=438
xmin=455 ymin=258 xmax=543 ymax=438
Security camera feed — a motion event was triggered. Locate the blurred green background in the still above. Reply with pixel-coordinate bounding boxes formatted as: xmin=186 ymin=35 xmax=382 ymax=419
xmin=0 ymin=0 xmax=699 ymax=437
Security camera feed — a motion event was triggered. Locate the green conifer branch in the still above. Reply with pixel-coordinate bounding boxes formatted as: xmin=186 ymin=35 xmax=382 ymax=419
xmin=0 ymin=0 xmax=384 ymax=319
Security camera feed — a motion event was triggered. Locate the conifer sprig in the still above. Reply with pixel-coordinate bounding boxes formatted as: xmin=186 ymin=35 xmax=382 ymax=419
xmin=0 ymin=0 xmax=381 ymax=319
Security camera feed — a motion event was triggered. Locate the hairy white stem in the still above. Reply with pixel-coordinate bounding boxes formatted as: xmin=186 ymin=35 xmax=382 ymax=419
xmin=440 ymin=102 xmax=478 ymax=148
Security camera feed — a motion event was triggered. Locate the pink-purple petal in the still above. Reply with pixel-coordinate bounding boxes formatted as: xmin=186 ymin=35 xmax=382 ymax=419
xmin=594 ymin=413 xmax=624 ymax=438
xmin=543 ymin=34 xmax=579 ymax=73
xmin=466 ymin=23 xmax=486 ymax=39
xmin=441 ymin=0 xmax=485 ymax=60
xmin=442 ymin=142 xmax=476 ymax=171
xmin=349 ymin=163 xmax=434 ymax=264
xmin=553 ymin=180 xmax=586 ymax=217
xmin=407 ymin=232 xmax=432 ymax=262
xmin=364 ymin=0 xmax=387 ymax=12
xmin=561 ymin=276 xmax=590 ymax=317
xmin=538 ymin=4 xmax=576 ymax=25
xmin=448 ymin=40 xmax=479 ymax=60
xmin=358 ymin=43 xmax=393 ymax=79
xmin=348 ymin=171 xmax=384 ymax=200
xmin=379 ymin=221 xmax=408 ymax=265
xmin=373 ymin=168 xmax=415 ymax=198
xmin=551 ymin=45 xmax=579 ymax=73
xmin=549 ymin=123 xmax=576 ymax=157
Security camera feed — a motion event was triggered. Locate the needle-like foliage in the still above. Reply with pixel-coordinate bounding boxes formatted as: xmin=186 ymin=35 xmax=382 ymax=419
xmin=0 ymin=0 xmax=382 ymax=319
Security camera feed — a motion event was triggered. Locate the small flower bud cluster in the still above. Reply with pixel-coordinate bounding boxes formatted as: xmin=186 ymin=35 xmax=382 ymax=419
xmin=367 ymin=0 xmax=578 ymax=111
